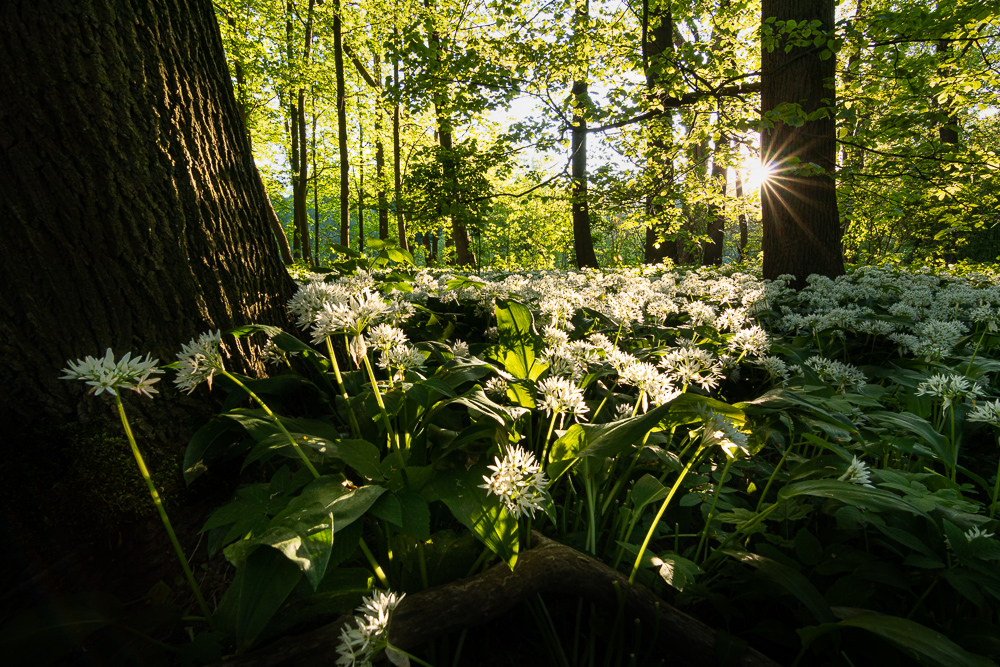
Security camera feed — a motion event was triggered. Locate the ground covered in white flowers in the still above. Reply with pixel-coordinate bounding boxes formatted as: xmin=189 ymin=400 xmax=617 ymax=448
xmin=176 ymin=261 xmax=1000 ymax=666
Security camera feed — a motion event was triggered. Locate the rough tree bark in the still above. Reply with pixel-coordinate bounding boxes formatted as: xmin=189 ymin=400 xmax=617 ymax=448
xmin=760 ymin=0 xmax=844 ymax=286
xmin=0 ymin=0 xmax=296 ymax=426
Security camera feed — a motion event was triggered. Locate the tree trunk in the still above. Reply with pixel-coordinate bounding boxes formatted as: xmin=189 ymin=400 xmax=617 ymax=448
xmin=642 ymin=0 xmax=677 ymax=265
xmin=0 ymin=0 xmax=296 ymax=423
xmin=358 ymin=117 xmax=365 ymax=253
xmin=392 ymin=28 xmax=408 ymax=251
xmin=734 ymin=139 xmax=748 ymax=261
xmin=760 ymin=0 xmax=844 ymax=287
xmin=571 ymin=0 xmax=599 ymax=269
xmin=936 ymin=39 xmax=960 ymax=146
xmin=334 ymin=0 xmax=350 ymax=248
xmin=374 ymin=52 xmax=389 ymax=241
xmin=703 ymin=143 xmax=727 ymax=266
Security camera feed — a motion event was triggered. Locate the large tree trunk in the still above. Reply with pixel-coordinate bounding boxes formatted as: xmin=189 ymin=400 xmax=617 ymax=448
xmin=760 ymin=0 xmax=844 ymax=286
xmin=0 ymin=0 xmax=296 ymax=428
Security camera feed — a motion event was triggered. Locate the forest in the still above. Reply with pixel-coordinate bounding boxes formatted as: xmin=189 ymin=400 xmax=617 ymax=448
xmin=2 ymin=0 xmax=1000 ymax=666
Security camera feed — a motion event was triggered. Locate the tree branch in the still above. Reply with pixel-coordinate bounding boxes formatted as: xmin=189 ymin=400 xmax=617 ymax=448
xmin=586 ymin=82 xmax=761 ymax=134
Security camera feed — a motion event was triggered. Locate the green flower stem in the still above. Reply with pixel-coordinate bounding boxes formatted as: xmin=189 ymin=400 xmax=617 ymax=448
xmin=540 ymin=412 xmax=558 ymax=465
xmin=361 ymin=354 xmax=400 ymax=454
xmin=965 ymin=328 xmax=989 ymax=375
xmin=358 ymin=537 xmax=391 ymax=588
xmin=696 ymin=456 xmax=734 ymax=564
xmin=629 ymin=446 xmax=706 ymax=586
xmin=325 ymin=336 xmax=361 ymax=438
xmin=222 ymin=371 xmax=321 ymax=480
xmin=115 ymin=395 xmax=212 ymax=623
xmin=755 ymin=440 xmax=795 ymax=512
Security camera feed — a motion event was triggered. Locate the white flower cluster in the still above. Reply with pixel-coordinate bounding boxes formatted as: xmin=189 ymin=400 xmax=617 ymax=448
xmin=803 ymin=355 xmax=867 ymax=393
xmin=699 ymin=409 xmax=750 ymax=458
xmin=481 ymin=444 xmax=550 ymax=518
xmin=174 ymin=331 xmax=225 ymax=394
xmin=837 ymin=456 xmax=875 ymax=488
xmin=968 ymin=399 xmax=1000 ymax=427
xmin=61 ymin=349 xmax=162 ymax=398
xmin=916 ymin=373 xmax=985 ymax=410
xmin=537 ymin=376 xmax=589 ymax=421
xmin=658 ymin=347 xmax=724 ymax=391
xmin=335 ymin=590 xmax=405 ymax=667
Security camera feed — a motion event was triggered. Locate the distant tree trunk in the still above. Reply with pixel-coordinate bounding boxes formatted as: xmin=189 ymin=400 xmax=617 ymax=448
xmin=704 ymin=154 xmax=726 ymax=266
xmin=374 ymin=53 xmax=389 ymax=241
xmin=358 ymin=118 xmax=365 ymax=253
xmin=642 ymin=0 xmax=677 ymax=265
xmin=936 ymin=39 xmax=960 ymax=146
xmin=0 ymin=0 xmax=297 ymax=426
xmin=760 ymin=0 xmax=844 ymax=286
xmin=429 ymin=25 xmax=475 ymax=267
xmin=571 ymin=0 xmax=599 ymax=269
xmin=393 ymin=44 xmax=408 ymax=251
xmin=733 ymin=140 xmax=748 ymax=261
xmin=312 ymin=96 xmax=321 ymax=263
xmin=334 ymin=0 xmax=350 ymax=248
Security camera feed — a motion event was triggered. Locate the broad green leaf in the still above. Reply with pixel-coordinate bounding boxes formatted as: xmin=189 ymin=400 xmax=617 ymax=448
xmin=725 ymin=550 xmax=835 ymax=623
xmin=549 ymin=400 xmax=675 ymax=465
xmin=868 ymin=411 xmax=952 ymax=466
xmin=494 ymin=298 xmax=538 ymax=379
xmin=183 ymin=418 xmax=240 ymax=484
xmin=779 ymin=480 xmax=927 ymax=516
xmin=431 ymin=467 xmax=518 ymax=570
xmin=397 ymin=491 xmax=431 ymax=541
xmin=215 ymin=546 xmax=303 ymax=650
xmin=225 ymin=514 xmax=334 ymax=590
xmin=629 ymin=474 xmax=668 ymax=513
xmin=336 ymin=439 xmax=384 ymax=481
xmin=833 ymin=608 xmax=995 ymax=667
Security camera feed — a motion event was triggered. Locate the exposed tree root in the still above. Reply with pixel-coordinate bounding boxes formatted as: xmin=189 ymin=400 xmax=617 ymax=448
xmin=221 ymin=532 xmax=780 ymax=667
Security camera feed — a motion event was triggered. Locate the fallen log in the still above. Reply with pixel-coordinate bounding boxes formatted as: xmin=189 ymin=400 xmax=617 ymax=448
xmin=220 ymin=532 xmax=780 ymax=667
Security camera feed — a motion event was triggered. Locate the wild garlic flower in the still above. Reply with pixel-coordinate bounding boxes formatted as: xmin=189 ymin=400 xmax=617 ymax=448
xmin=481 ymin=444 xmax=550 ymax=518
xmin=174 ymin=331 xmax=225 ymax=393
xmin=537 ymin=376 xmax=589 ymax=421
xmin=367 ymin=324 xmax=408 ymax=352
xmin=659 ymin=347 xmax=724 ymax=391
xmin=378 ymin=344 xmax=425 ymax=381
xmin=613 ymin=402 xmax=634 ymax=421
xmin=700 ymin=410 xmax=750 ymax=458
xmin=684 ymin=301 xmax=718 ymax=327
xmin=715 ymin=307 xmax=748 ymax=332
xmin=837 ymin=456 xmax=875 ymax=488
xmin=890 ymin=319 xmax=967 ymax=361
xmin=945 ymin=526 xmax=996 ymax=552
xmin=61 ymin=349 xmax=162 ymax=398
xmin=803 ymin=356 xmax=867 ymax=393
xmin=968 ymin=399 xmax=1000 ymax=427
xmin=965 ymin=527 xmax=995 ymax=541
xmin=287 ymin=280 xmax=347 ymax=329
xmin=727 ymin=325 xmax=771 ymax=357
xmin=484 ymin=376 xmax=509 ymax=399
xmin=310 ymin=289 xmax=390 ymax=342
xmin=915 ymin=373 xmax=985 ymax=410
xmin=451 ymin=340 xmax=470 ymax=358
xmin=335 ymin=590 xmax=405 ymax=667
xmin=753 ymin=355 xmax=791 ymax=384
